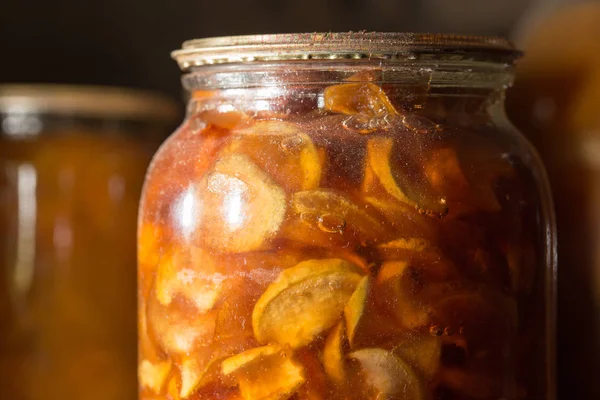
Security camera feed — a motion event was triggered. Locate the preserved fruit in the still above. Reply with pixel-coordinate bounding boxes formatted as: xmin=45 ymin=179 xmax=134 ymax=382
xmin=139 ymin=33 xmax=555 ymax=400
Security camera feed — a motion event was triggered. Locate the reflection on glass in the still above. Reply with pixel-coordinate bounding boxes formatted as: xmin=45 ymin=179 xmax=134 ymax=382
xmin=13 ymin=164 xmax=37 ymax=301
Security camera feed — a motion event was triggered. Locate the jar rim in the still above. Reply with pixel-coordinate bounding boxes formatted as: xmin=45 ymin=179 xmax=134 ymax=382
xmin=172 ymin=32 xmax=521 ymax=71
xmin=0 ymin=84 xmax=180 ymax=122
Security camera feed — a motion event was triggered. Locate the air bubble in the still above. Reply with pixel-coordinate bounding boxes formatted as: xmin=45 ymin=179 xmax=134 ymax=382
xmin=429 ymin=325 xmax=444 ymax=336
xmin=373 ymin=113 xmax=399 ymax=130
xmin=402 ymin=114 xmax=441 ymax=134
xmin=342 ymin=114 xmax=377 ymax=134
xmin=279 ymin=135 xmax=304 ymax=153
xmin=443 ymin=326 xmax=455 ymax=336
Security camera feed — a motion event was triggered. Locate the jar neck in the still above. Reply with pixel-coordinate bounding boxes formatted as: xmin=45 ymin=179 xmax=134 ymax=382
xmin=182 ymin=62 xmax=513 ymax=125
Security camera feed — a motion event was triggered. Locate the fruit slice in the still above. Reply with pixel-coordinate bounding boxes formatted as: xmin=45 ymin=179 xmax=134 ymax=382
xmin=423 ymin=146 xmax=468 ymax=193
xmin=424 ymin=146 xmax=506 ymax=215
xmin=363 ymin=195 xmax=438 ymax=241
xmin=193 ymin=154 xmax=286 ymax=253
xmin=226 ymin=121 xmax=322 ymax=192
xmin=379 ymin=237 xmax=430 ymax=253
xmin=252 ymin=259 xmax=364 ymax=348
xmin=154 ymin=248 xmax=223 ymax=310
xmin=376 ymin=238 xmax=458 ymax=281
xmin=179 ymin=337 xmax=257 ymax=399
xmin=147 ymin=291 xmax=217 ymax=355
xmin=222 ymin=344 xmax=282 ymax=375
xmin=365 ymin=137 xmax=448 ymax=218
xmin=376 ymin=237 xmax=440 ymax=263
xmin=200 ymin=109 xmax=248 ymax=130
xmin=167 ymin=375 xmax=181 ymax=400
xmin=344 ymin=276 xmax=372 ymax=347
xmin=376 ymin=261 xmax=430 ymax=330
xmin=349 ymin=348 xmax=424 ymax=400
xmin=139 ymin=295 xmax=161 ymax=361
xmin=213 ymin=250 xmax=311 ymax=343
xmin=180 ymin=356 xmax=227 ymax=398
xmin=138 ymin=222 xmax=171 ymax=300
xmin=323 ymin=83 xmax=398 ymax=116
xmin=222 ymin=345 xmax=305 ymax=400
xmin=323 ymin=321 xmax=347 ymax=384
xmin=283 ymin=189 xmax=390 ymax=247
xmin=139 ymin=359 xmax=172 ymax=394
xmin=393 ymin=333 xmax=441 ymax=381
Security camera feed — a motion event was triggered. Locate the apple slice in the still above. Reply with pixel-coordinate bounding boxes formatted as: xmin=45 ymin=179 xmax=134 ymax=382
xmin=192 ymin=154 xmax=286 ymax=253
xmin=139 ymin=359 xmax=172 ymax=394
xmin=344 ymin=276 xmax=372 ymax=347
xmin=365 ymin=137 xmax=448 ymax=218
xmin=252 ymin=259 xmax=363 ymax=348
xmin=225 ymin=121 xmax=322 ymax=192
xmin=323 ymin=321 xmax=347 ymax=384
xmin=222 ymin=345 xmax=305 ymax=400
xmin=283 ymin=189 xmax=391 ymax=247
xmin=323 ymin=83 xmax=398 ymax=116
xmin=349 ymin=348 xmax=424 ymax=400
xmin=393 ymin=333 xmax=441 ymax=381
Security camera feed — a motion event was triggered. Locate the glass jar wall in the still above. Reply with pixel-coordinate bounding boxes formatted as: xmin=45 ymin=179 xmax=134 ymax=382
xmin=0 ymin=85 xmax=178 ymax=400
xmin=138 ymin=33 xmax=556 ymax=400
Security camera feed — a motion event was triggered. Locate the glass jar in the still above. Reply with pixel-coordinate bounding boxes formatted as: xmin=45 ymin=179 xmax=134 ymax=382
xmin=506 ymin=4 xmax=600 ymax=398
xmin=0 ymin=85 xmax=178 ymax=400
xmin=139 ymin=33 xmax=556 ymax=400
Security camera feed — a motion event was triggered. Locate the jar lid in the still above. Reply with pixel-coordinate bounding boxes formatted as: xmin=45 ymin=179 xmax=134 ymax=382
xmin=0 ymin=84 xmax=179 ymax=122
xmin=172 ymin=32 xmax=521 ymax=71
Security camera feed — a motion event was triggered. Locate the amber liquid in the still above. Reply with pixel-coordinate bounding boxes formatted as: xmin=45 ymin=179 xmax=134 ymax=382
xmin=139 ymin=84 xmax=550 ymax=400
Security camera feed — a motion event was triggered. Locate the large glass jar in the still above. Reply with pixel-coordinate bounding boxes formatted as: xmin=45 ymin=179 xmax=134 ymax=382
xmin=0 ymin=85 xmax=178 ymax=400
xmin=138 ymin=33 xmax=556 ymax=400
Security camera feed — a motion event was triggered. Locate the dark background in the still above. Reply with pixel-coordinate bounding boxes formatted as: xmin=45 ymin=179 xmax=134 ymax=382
xmin=0 ymin=0 xmax=532 ymax=100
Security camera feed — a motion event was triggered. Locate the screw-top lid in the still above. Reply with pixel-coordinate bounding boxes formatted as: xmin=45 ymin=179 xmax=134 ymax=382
xmin=172 ymin=32 xmax=521 ymax=71
xmin=0 ymin=84 xmax=179 ymax=122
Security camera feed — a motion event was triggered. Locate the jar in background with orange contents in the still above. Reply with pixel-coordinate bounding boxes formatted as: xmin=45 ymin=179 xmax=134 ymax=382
xmin=0 ymin=85 xmax=178 ymax=400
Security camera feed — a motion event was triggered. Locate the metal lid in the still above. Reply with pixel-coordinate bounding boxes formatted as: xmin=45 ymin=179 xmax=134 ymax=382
xmin=0 ymin=84 xmax=179 ymax=122
xmin=172 ymin=32 xmax=520 ymax=71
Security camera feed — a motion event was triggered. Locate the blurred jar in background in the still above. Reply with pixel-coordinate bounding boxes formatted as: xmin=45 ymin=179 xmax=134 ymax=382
xmin=0 ymin=85 xmax=178 ymax=400
xmin=507 ymin=3 xmax=600 ymax=399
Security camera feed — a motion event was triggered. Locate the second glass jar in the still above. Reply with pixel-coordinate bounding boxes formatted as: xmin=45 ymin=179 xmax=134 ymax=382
xmin=139 ymin=33 xmax=556 ymax=400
